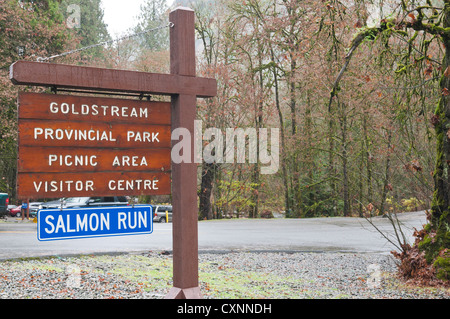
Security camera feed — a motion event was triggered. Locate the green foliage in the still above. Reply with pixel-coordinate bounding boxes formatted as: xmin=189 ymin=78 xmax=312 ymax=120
xmin=298 ymin=186 xmax=339 ymax=218
xmin=59 ymin=0 xmax=110 ymax=58
xmin=132 ymin=0 xmax=169 ymax=51
xmin=434 ymin=252 xmax=450 ymax=280
xmin=0 ymin=0 xmax=69 ymax=66
xmin=0 ymin=0 xmax=81 ymax=199
xmin=215 ymin=172 xmax=258 ymax=217
xmin=401 ymin=197 xmax=425 ymax=211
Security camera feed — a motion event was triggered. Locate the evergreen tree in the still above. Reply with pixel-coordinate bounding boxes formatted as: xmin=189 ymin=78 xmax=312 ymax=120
xmin=59 ymin=0 xmax=110 ymax=58
xmin=0 ymin=0 xmax=74 ymax=197
xmin=133 ymin=0 xmax=169 ymax=51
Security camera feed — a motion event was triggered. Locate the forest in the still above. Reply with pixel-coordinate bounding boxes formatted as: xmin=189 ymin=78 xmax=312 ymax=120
xmin=0 ymin=0 xmax=449 ymax=283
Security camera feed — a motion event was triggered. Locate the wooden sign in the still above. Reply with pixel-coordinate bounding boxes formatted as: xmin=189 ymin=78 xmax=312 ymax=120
xmin=10 ymin=7 xmax=218 ymax=299
xmin=18 ymin=120 xmax=171 ymax=148
xmin=17 ymin=92 xmax=171 ymax=199
xmin=18 ymin=147 xmax=170 ymax=173
xmin=17 ymin=172 xmax=170 ymax=198
xmin=18 ymin=92 xmax=171 ymax=124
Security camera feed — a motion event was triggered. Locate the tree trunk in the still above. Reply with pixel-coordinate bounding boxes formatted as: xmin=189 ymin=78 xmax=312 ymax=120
xmin=304 ymin=92 xmax=316 ymax=215
xmin=250 ymin=48 xmax=264 ymax=219
xmin=339 ymin=102 xmax=350 ymax=217
xmin=363 ymin=112 xmax=373 ymax=204
xmin=427 ymin=7 xmax=450 ymax=263
xmin=199 ymin=162 xmax=215 ymax=220
xmin=328 ymin=98 xmax=337 ymax=216
xmin=269 ymin=47 xmax=291 ymax=216
xmin=380 ymin=131 xmax=392 ymax=216
xmin=290 ymin=57 xmax=302 ymax=218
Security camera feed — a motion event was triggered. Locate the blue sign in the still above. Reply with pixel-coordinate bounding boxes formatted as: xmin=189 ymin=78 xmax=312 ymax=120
xmin=37 ymin=206 xmax=153 ymax=241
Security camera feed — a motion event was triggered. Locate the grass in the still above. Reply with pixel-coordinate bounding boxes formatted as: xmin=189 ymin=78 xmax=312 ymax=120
xmin=71 ymin=254 xmax=343 ymax=298
xmin=199 ymin=261 xmax=310 ymax=298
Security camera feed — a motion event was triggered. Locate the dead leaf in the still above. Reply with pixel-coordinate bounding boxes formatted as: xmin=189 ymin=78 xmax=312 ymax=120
xmin=431 ymin=114 xmax=440 ymax=126
xmin=444 ymin=66 xmax=450 ymax=78
xmin=405 ymin=160 xmax=423 ymax=172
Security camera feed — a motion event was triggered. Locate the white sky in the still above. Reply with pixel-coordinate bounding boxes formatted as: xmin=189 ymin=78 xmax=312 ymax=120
xmin=101 ymin=0 xmax=174 ymax=37
xmin=101 ymin=0 xmax=146 ymax=37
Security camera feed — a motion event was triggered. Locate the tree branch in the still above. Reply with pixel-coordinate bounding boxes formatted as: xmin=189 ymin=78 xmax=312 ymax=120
xmin=328 ymin=28 xmax=379 ymax=111
xmin=328 ymin=17 xmax=448 ymax=111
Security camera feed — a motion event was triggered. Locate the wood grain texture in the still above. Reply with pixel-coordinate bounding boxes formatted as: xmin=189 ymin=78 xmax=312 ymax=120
xmin=18 ymin=92 xmax=171 ymax=124
xmin=10 ymin=61 xmax=216 ymax=97
xmin=17 ymin=171 xmax=170 ymax=199
xmin=18 ymin=147 xmax=170 ymax=173
xmin=169 ymin=7 xmax=201 ymax=294
xmin=18 ymin=120 xmax=171 ymax=148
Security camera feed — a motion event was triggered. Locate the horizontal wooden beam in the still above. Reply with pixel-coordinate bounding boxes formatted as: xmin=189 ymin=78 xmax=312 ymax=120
xmin=10 ymin=61 xmax=217 ymax=98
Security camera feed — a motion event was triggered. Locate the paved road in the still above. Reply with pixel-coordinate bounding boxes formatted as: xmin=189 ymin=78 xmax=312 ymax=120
xmin=0 ymin=211 xmax=427 ymax=260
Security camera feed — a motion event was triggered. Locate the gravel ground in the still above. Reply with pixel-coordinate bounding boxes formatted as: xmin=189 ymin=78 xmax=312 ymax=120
xmin=0 ymin=251 xmax=449 ymax=299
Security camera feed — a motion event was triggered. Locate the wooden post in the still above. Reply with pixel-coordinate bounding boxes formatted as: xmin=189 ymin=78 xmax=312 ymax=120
xmin=165 ymin=7 xmax=202 ymax=299
xmin=21 ymin=198 xmax=29 ymax=221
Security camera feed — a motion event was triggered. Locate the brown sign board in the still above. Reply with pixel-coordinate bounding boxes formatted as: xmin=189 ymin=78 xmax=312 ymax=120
xmin=17 ymin=171 xmax=171 ymax=198
xmin=18 ymin=92 xmax=171 ymax=124
xmin=18 ymin=120 xmax=171 ymax=148
xmin=17 ymin=92 xmax=171 ymax=199
xmin=18 ymin=147 xmax=171 ymax=173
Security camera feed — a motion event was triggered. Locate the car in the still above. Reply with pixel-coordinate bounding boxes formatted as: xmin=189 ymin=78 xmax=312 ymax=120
xmin=39 ymin=196 xmax=129 ymax=210
xmin=28 ymin=202 xmax=43 ymax=216
xmin=0 ymin=193 xmax=9 ymax=217
xmin=7 ymin=205 xmax=17 ymax=214
xmin=9 ymin=202 xmax=42 ymax=218
xmin=9 ymin=205 xmax=21 ymax=217
xmin=152 ymin=205 xmax=172 ymax=223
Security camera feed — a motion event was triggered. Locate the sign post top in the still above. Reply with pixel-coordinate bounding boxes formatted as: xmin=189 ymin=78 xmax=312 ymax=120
xmin=171 ymin=6 xmax=194 ymax=12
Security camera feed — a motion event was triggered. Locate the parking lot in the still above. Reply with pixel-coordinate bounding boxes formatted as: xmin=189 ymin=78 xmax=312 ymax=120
xmin=0 ymin=211 xmax=428 ymax=260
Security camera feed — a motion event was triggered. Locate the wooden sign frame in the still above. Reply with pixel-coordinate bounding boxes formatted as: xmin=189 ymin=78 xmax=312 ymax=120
xmin=10 ymin=7 xmax=217 ymax=299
